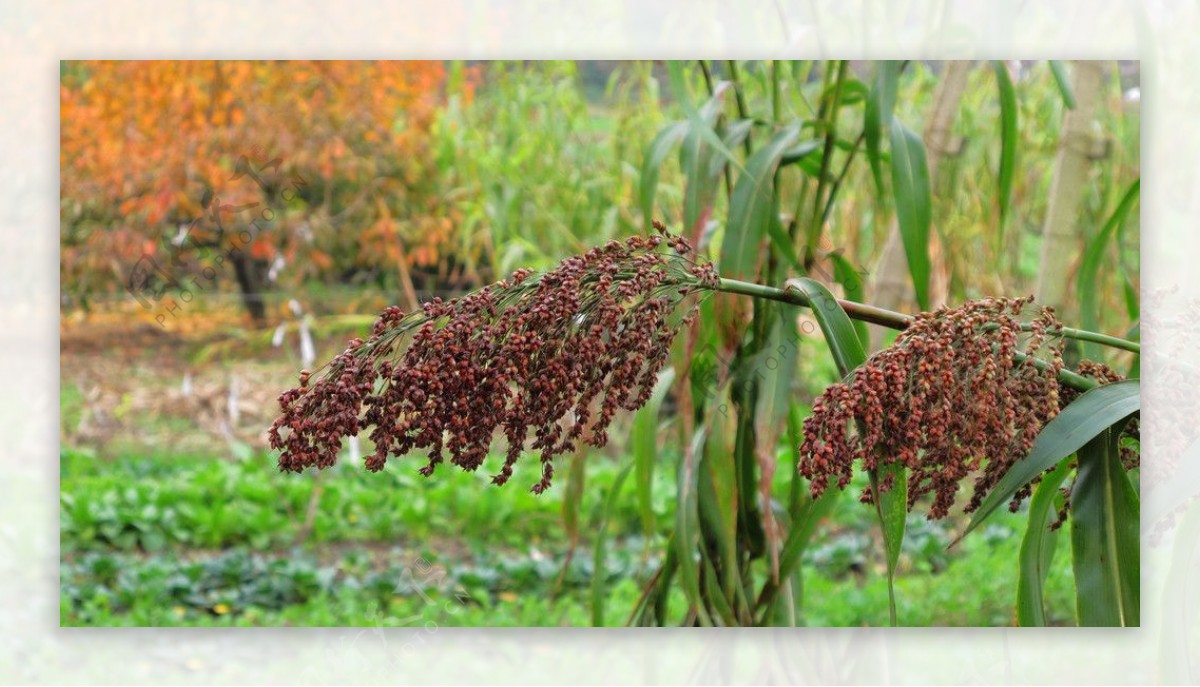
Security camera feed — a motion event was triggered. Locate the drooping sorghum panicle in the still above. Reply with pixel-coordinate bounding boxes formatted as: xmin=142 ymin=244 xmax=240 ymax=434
xmin=269 ymin=222 xmax=717 ymax=492
xmin=797 ymin=296 xmax=1066 ymax=519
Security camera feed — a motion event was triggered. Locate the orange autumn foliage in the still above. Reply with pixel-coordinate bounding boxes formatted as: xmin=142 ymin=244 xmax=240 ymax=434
xmin=61 ymin=60 xmax=469 ymax=312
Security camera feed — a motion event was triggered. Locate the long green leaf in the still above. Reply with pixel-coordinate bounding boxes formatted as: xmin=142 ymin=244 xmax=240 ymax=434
xmin=1049 ymin=60 xmax=1077 ymax=109
xmin=828 ymin=251 xmax=869 ymax=347
xmin=871 ymin=461 xmax=907 ymax=626
xmin=698 ymin=385 xmax=738 ymax=600
xmin=680 ymin=129 xmax=715 ymax=235
xmin=960 ymin=379 xmax=1141 ymax=541
xmin=667 ymin=62 xmax=742 ymax=175
xmin=783 ymin=277 xmax=865 ymax=375
xmin=779 ymin=140 xmax=823 ymax=167
xmin=786 ymin=277 xmax=904 ymax=624
xmin=992 ymin=61 xmax=1018 ymax=237
xmin=639 ymin=121 xmax=688 ymax=229
xmin=865 ymin=61 xmax=901 ymax=198
xmin=720 ymin=124 xmax=801 ymax=280
xmin=707 ymin=119 xmax=754 ymax=181
xmin=1016 ymin=460 xmax=1070 ymax=626
xmin=1071 ymin=424 xmax=1140 ymax=626
xmin=591 ymin=462 xmax=633 ymax=626
xmin=674 ymin=427 xmax=712 ymax=626
xmin=888 ymin=116 xmax=932 ymax=310
xmin=1078 ymin=179 xmax=1140 ymax=358
xmin=632 ymin=368 xmax=675 ymax=541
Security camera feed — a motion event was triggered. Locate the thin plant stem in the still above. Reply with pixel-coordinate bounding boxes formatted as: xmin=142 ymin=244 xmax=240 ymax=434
xmin=714 ymin=277 xmax=1138 ymax=392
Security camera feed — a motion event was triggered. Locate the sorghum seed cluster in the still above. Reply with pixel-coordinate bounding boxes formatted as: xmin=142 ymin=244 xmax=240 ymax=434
xmin=269 ymin=222 xmax=716 ymax=492
xmin=797 ymin=296 xmax=1065 ymax=518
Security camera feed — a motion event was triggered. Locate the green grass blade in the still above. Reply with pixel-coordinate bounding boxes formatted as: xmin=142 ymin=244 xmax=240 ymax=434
xmin=1049 ymin=60 xmax=1077 ymax=109
xmin=888 ymin=116 xmax=933 ymax=310
xmin=959 ymin=379 xmax=1141 ymax=542
xmin=828 ymin=251 xmax=869 ymax=347
xmin=992 ymin=61 xmax=1018 ymax=238
xmin=674 ymin=427 xmax=712 ymax=626
xmin=639 ymin=121 xmax=688 ymax=229
xmin=870 ymin=462 xmax=907 ymax=626
xmin=591 ymin=462 xmax=633 ymax=626
xmin=698 ymin=387 xmax=738 ymax=600
xmin=680 ymin=124 xmax=716 ymax=235
xmin=783 ymin=277 xmax=865 ymax=375
xmin=667 ymin=62 xmax=742 ymax=175
xmin=779 ymin=140 xmax=822 ymax=167
xmin=1077 ymin=178 xmax=1140 ymax=357
xmin=720 ymin=123 xmax=801 ymax=280
xmin=1016 ymin=460 xmax=1070 ymax=626
xmin=1071 ymin=425 xmax=1140 ymax=626
xmin=708 ymin=119 xmax=754 ymax=181
xmin=561 ymin=450 xmax=587 ymax=562
xmin=701 ymin=555 xmax=738 ymax=626
xmin=632 ymin=368 xmax=675 ymax=542
xmin=865 ymin=61 xmax=901 ymax=198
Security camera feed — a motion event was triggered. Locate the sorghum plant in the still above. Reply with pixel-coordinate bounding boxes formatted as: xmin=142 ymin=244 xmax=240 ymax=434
xmin=271 ymin=223 xmax=717 ymax=492
xmin=798 ymin=296 xmax=1066 ymax=518
xmin=272 ymin=60 xmax=1140 ymax=628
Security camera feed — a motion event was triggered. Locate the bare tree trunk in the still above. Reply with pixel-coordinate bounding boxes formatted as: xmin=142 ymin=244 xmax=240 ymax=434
xmin=868 ymin=60 xmax=972 ymax=346
xmin=1035 ymin=60 xmax=1106 ymax=319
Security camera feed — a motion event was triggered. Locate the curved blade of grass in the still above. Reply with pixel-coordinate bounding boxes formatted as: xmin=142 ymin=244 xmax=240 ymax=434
xmin=701 ymin=555 xmax=738 ymax=626
xmin=591 ymin=462 xmax=633 ymax=626
xmin=1049 ymin=60 xmax=1077 ymax=109
xmin=1078 ymin=178 xmax=1140 ymax=358
xmin=756 ymin=402 xmax=842 ymax=622
xmin=699 ymin=386 xmax=738 ymax=600
xmin=681 ymin=124 xmax=716 ymax=235
xmin=639 ymin=121 xmax=688 ymax=229
xmin=708 ymin=119 xmax=754 ymax=181
xmin=675 ymin=427 xmax=712 ymax=627
xmin=784 ymin=277 xmax=865 ymax=374
xmin=869 ymin=462 xmax=907 ymax=626
xmin=992 ymin=61 xmax=1018 ymax=238
xmin=779 ymin=140 xmax=823 ymax=167
xmin=828 ymin=251 xmax=869 ymax=346
xmin=1071 ymin=423 xmax=1140 ymax=626
xmin=753 ymin=311 xmax=802 ymax=585
xmin=667 ymin=62 xmax=742 ymax=175
xmin=958 ymin=379 xmax=1141 ymax=543
xmin=786 ymin=277 xmax=904 ymax=625
xmin=720 ymin=123 xmax=801 ymax=280
xmin=865 ymin=61 xmax=901 ymax=197
xmin=560 ymin=450 xmax=587 ymax=580
xmin=889 ymin=115 xmax=932 ymax=310
xmin=1016 ymin=460 xmax=1070 ymax=626
xmin=766 ymin=201 xmax=802 ymax=273
xmin=633 ymin=368 xmax=675 ymax=542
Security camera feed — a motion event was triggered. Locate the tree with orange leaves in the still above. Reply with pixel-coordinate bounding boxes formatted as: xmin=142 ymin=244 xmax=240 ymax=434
xmin=61 ymin=60 xmax=460 ymax=324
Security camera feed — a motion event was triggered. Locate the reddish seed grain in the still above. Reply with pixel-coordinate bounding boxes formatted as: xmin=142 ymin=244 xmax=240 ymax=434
xmin=797 ymin=297 xmax=1068 ymax=518
xmin=269 ymin=223 xmax=716 ymax=492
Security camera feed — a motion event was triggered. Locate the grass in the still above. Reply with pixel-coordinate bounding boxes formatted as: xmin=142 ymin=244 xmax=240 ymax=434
xmin=60 ymin=442 xmax=1075 ymax=627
